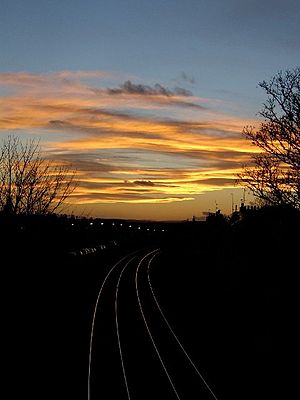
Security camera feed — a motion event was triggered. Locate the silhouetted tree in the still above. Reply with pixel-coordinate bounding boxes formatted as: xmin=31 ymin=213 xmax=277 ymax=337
xmin=238 ymin=67 xmax=300 ymax=209
xmin=0 ymin=135 xmax=76 ymax=215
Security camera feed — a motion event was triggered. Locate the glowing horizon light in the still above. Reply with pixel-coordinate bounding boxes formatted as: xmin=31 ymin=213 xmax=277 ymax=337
xmin=0 ymin=69 xmax=257 ymax=221
xmin=1 ymin=0 xmax=298 ymax=221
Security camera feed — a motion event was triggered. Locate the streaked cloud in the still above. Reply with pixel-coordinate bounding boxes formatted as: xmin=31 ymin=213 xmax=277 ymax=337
xmin=0 ymin=70 xmax=258 ymax=207
xmin=107 ymin=80 xmax=193 ymax=97
xmin=133 ymin=180 xmax=156 ymax=187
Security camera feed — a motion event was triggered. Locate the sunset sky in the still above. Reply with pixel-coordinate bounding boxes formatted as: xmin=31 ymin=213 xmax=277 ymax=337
xmin=1 ymin=0 xmax=299 ymax=220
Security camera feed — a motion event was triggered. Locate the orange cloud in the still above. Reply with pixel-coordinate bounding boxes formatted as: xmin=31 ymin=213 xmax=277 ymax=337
xmin=0 ymin=70 xmax=259 ymax=207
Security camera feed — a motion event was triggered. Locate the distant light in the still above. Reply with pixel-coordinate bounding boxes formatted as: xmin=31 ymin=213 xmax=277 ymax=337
xmin=101 ymin=222 xmax=104 ymax=226
xmin=90 ymin=222 xmax=93 ymax=226
xmin=120 ymin=223 xmax=123 ymax=226
xmin=138 ymin=226 xmax=141 ymax=230
xmin=112 ymin=222 xmax=115 ymax=226
xmin=162 ymin=229 xmax=165 ymax=232
xmin=71 ymin=223 xmax=74 ymax=226
xmin=129 ymin=225 xmax=132 ymax=228
xmin=147 ymin=228 xmax=150 ymax=231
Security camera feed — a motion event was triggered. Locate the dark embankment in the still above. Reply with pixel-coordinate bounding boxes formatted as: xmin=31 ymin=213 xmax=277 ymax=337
xmin=1 ymin=206 xmax=298 ymax=399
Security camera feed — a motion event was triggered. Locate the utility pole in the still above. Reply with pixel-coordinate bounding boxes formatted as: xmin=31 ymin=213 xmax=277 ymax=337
xmin=231 ymin=193 xmax=234 ymax=214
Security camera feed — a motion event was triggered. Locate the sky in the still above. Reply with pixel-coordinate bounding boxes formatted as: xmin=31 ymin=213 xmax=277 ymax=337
xmin=0 ymin=0 xmax=299 ymax=220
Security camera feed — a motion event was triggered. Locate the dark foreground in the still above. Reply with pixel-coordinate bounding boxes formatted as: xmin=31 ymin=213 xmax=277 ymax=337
xmin=1 ymin=207 xmax=298 ymax=399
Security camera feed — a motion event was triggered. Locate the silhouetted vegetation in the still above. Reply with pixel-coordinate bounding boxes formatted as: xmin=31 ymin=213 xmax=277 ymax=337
xmin=238 ymin=67 xmax=300 ymax=209
xmin=0 ymin=135 xmax=76 ymax=215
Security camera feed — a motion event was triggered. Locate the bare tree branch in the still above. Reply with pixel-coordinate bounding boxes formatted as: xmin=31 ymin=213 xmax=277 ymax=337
xmin=238 ymin=67 xmax=300 ymax=209
xmin=0 ymin=135 xmax=76 ymax=215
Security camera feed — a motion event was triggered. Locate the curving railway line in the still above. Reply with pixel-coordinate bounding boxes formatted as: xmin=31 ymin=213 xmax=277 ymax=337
xmin=88 ymin=248 xmax=219 ymax=400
